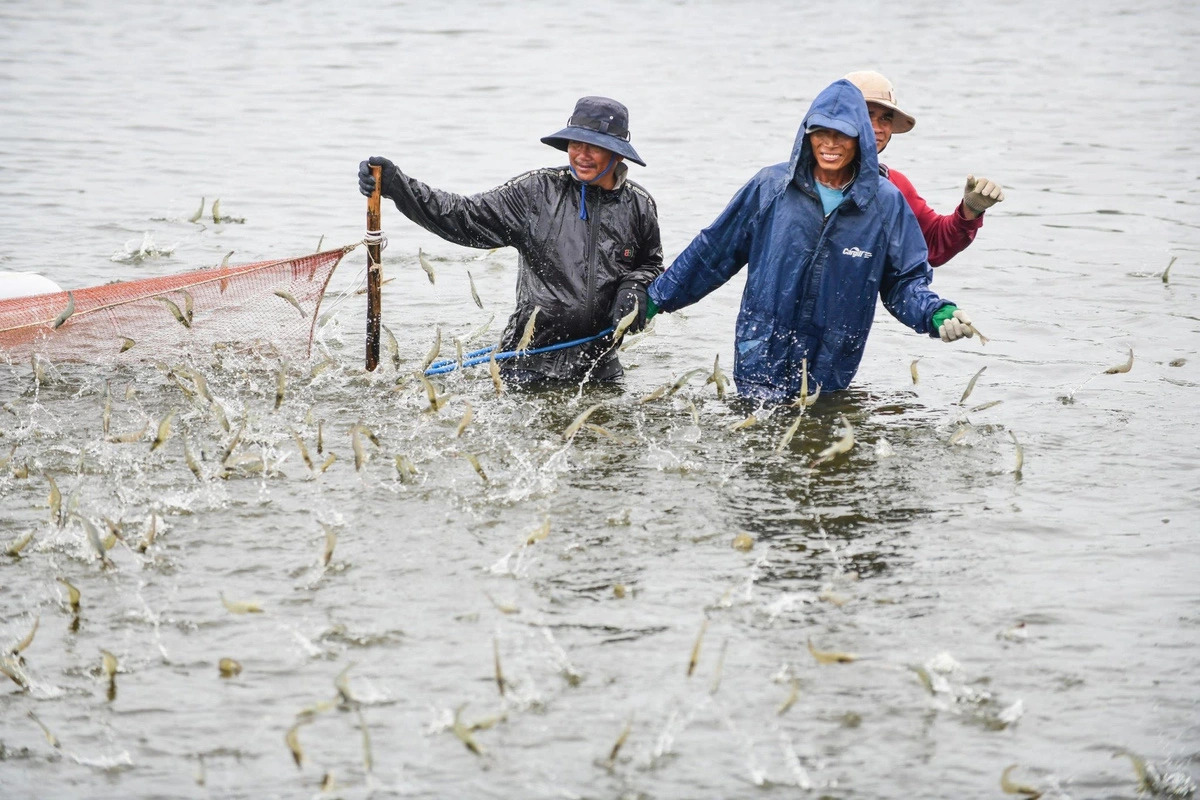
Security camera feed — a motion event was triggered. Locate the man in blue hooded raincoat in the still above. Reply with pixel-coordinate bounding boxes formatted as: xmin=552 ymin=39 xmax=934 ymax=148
xmin=646 ymin=79 xmax=975 ymax=402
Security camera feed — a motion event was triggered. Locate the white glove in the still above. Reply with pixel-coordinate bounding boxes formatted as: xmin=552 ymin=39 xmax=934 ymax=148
xmin=963 ymin=175 xmax=1004 ymax=214
xmin=939 ymin=309 xmax=975 ymax=343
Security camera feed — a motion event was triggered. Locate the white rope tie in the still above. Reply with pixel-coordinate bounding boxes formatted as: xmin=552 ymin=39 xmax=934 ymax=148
xmin=363 ymin=229 xmax=388 ymax=266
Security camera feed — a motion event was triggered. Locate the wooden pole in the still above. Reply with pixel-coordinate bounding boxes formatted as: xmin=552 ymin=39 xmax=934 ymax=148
xmin=365 ymin=165 xmax=382 ymax=371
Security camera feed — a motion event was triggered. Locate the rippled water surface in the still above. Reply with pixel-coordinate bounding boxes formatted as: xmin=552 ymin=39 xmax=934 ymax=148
xmin=2 ymin=2 xmax=1199 ymax=798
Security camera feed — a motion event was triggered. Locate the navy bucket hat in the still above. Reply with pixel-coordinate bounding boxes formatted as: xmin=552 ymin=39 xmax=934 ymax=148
xmin=541 ymin=96 xmax=645 ymax=167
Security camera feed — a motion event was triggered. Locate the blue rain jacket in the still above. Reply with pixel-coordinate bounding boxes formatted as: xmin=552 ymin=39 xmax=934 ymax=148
xmin=649 ymin=79 xmax=951 ymax=401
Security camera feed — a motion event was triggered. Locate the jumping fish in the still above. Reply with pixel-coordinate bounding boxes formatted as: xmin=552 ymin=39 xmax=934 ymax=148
xmin=451 ymin=705 xmax=484 ymax=756
xmin=464 ymin=314 xmax=495 ymax=345
xmin=526 ymin=518 xmax=550 ymax=545
xmin=77 ymin=514 xmax=113 ymax=567
xmin=639 ymin=383 xmax=670 ymax=404
xmin=732 ymin=532 xmax=754 ymax=551
xmin=776 ymin=413 xmax=804 ymax=453
xmin=357 ymin=707 xmax=374 ymax=773
xmin=493 ymin=637 xmax=506 ymax=696
xmin=274 ymin=289 xmax=307 ymax=318
xmin=52 ymin=291 xmax=75 ymax=329
xmin=285 ymin=721 xmax=306 ymax=768
xmin=219 ymin=658 xmax=242 ymax=678
xmin=959 ymin=366 xmax=987 ymax=404
xmin=101 ymin=648 xmax=118 ymax=700
xmin=455 ymin=337 xmax=464 ymax=370
xmin=777 ymin=678 xmax=801 ymax=716
xmin=150 ymin=410 xmax=175 ymax=452
xmin=516 ymin=307 xmax=540 ymax=354
xmin=46 ymin=473 xmax=64 ymax=528
xmin=686 ymin=400 xmax=699 ymax=426
xmin=419 ymin=375 xmax=450 ymax=413
xmin=30 ymin=354 xmax=46 ymax=387
xmin=1104 ymin=348 xmax=1134 ymax=374
xmin=318 ymin=453 xmax=336 ymax=474
xmin=965 ymin=323 xmax=989 ymax=345
xmin=999 ymin=764 xmax=1042 ymax=798
xmin=382 ymin=324 xmax=401 ymax=371
xmin=456 ymin=401 xmax=473 ymax=437
xmin=807 ymin=637 xmax=857 ymax=664
xmin=969 ymin=399 xmax=1003 ymax=413
xmin=489 ymin=349 xmax=504 ymax=397
xmin=156 ymin=296 xmax=191 ymax=328
xmin=467 ymin=270 xmax=483 ymax=309
xmin=57 ymin=577 xmax=81 ymax=613
xmin=183 ymin=437 xmax=204 ymax=481
xmin=394 ymin=454 xmax=418 ymax=483
xmin=316 ymin=420 xmax=324 ymax=454
xmin=1162 ymin=255 xmax=1177 ymax=284
xmin=27 ymin=710 xmax=59 ymax=748
xmin=275 ymin=367 xmax=286 ymax=410
xmin=420 ymin=326 xmax=442 ymax=373
xmin=668 ymin=368 xmax=707 ymax=397
xmin=108 ymin=421 xmax=150 ymax=444
xmin=461 ymin=452 xmax=488 ymax=483
xmin=705 ymin=354 xmax=728 ymax=399
xmin=351 ymin=425 xmax=367 ymax=472
xmin=220 ymin=250 xmax=234 ymax=268
xmin=10 ymin=615 xmax=39 ymax=657
xmin=101 ymin=382 xmax=112 ymax=434
xmin=321 ymin=522 xmax=337 ymax=566
xmin=4 ymin=531 xmax=34 ymax=557
xmin=910 ymin=358 xmax=920 ymax=385
xmin=811 ymin=415 xmax=854 ymax=466
xmin=418 ymin=248 xmax=436 ymax=284
xmin=136 ymin=515 xmax=158 ymax=553
xmin=1010 ymin=431 xmax=1024 ymax=477
xmin=179 ymin=289 xmax=195 ymax=325
xmin=611 ymin=307 xmax=638 ymax=342
xmin=220 ymin=592 xmax=263 ymax=614
xmin=948 ymin=424 xmax=972 ymax=446
xmin=119 ymin=336 xmax=136 ymax=353
xmin=291 ymin=428 xmax=314 ymax=472
xmin=728 ymin=414 xmax=757 ymax=432
xmin=687 ymin=618 xmax=708 ymax=677
xmin=562 ymin=403 xmax=603 ymax=441
xmin=606 ymin=717 xmax=633 ymax=768
xmin=188 ymin=197 xmax=205 ymax=223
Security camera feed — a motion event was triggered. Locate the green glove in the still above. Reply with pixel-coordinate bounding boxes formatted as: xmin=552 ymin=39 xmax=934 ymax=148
xmin=646 ymin=296 xmax=659 ymax=320
xmin=932 ymin=304 xmax=974 ymax=342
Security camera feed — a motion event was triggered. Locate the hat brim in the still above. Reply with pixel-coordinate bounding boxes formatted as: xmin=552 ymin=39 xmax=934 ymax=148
xmin=804 ymin=113 xmax=859 ymax=140
xmin=541 ymin=126 xmax=645 ymax=167
xmin=866 ymin=99 xmax=916 ymax=134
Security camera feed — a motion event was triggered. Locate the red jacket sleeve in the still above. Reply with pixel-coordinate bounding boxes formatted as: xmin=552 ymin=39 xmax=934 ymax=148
xmin=886 ymin=167 xmax=982 ymax=267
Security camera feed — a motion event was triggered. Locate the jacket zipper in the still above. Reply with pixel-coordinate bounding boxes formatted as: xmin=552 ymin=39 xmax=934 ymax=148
xmin=585 ymin=190 xmax=597 ymax=328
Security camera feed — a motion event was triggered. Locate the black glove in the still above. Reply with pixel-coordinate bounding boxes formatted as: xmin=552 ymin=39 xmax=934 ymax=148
xmin=358 ymin=156 xmax=398 ymax=198
xmin=610 ymin=279 xmax=648 ymax=334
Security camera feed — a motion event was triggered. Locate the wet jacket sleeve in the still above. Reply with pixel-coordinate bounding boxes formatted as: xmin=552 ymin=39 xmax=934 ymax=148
xmin=880 ymin=201 xmax=952 ymax=336
xmin=887 ymin=169 xmax=981 ymax=268
xmin=384 ymin=169 xmax=530 ymax=250
xmin=649 ymin=178 xmax=759 ymax=312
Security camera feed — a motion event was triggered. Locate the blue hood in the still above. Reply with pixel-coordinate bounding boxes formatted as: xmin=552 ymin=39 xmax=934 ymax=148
xmin=790 ymin=79 xmax=880 ymax=210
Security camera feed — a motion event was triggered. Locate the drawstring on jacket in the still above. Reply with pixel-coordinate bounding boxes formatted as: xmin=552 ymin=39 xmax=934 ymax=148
xmin=570 ymin=158 xmax=616 ymax=220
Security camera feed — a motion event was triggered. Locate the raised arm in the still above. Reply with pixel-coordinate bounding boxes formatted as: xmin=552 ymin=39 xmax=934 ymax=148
xmin=358 ymin=156 xmax=529 ymax=250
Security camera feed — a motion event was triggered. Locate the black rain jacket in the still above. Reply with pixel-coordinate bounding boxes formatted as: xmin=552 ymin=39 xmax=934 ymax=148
xmin=383 ymin=162 xmax=663 ymax=381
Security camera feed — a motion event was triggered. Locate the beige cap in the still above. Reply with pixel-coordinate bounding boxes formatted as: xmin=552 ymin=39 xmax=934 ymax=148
xmin=843 ymin=70 xmax=916 ymax=134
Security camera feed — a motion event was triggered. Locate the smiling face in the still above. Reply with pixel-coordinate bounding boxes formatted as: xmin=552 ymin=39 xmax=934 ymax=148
xmin=808 ymin=127 xmax=859 ymax=188
xmin=567 ymin=141 xmax=622 ymax=189
xmin=867 ymin=103 xmax=894 ymax=154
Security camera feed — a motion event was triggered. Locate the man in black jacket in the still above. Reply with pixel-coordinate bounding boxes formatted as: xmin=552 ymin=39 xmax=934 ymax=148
xmin=358 ymin=96 xmax=662 ymax=385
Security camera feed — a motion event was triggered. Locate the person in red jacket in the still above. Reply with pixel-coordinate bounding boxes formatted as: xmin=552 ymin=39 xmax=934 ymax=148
xmin=844 ymin=70 xmax=1005 ymax=267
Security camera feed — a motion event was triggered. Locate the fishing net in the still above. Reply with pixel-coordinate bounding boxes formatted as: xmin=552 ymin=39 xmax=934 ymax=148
xmin=0 ymin=247 xmax=354 ymax=365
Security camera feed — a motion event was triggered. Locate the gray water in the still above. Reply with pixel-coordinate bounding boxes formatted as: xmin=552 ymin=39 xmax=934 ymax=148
xmin=2 ymin=1 xmax=1199 ymax=798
